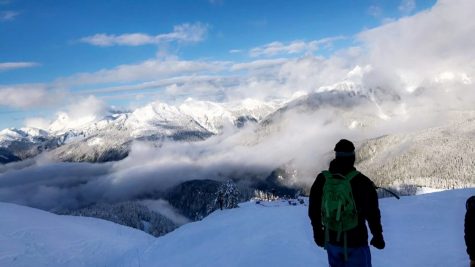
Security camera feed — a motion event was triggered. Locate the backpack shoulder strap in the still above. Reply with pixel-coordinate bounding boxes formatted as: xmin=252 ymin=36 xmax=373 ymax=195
xmin=345 ymin=170 xmax=359 ymax=181
xmin=322 ymin=170 xmax=359 ymax=180
xmin=322 ymin=171 xmax=332 ymax=179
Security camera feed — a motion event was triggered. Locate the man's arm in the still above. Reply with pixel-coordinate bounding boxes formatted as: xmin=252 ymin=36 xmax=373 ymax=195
xmin=308 ymin=173 xmax=325 ymax=246
xmin=466 ymin=209 xmax=475 ymax=261
xmin=365 ymin=179 xmax=385 ymax=249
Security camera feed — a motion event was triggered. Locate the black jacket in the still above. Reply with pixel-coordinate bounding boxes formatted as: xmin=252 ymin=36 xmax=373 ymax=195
xmin=308 ymin=158 xmax=383 ymax=248
xmin=466 ymin=197 xmax=475 ymax=261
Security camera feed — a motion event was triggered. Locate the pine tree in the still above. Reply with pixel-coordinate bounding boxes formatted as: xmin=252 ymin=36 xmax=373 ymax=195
xmin=216 ymin=180 xmax=240 ymax=209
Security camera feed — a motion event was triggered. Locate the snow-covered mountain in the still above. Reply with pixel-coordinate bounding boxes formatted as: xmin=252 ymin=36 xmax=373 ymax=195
xmin=0 ymin=82 xmax=402 ymax=164
xmin=0 ymin=81 xmax=407 ymax=164
xmin=0 ymin=98 xmax=281 ymax=163
xmin=0 ymin=127 xmax=59 ymax=163
xmin=1 ymin=189 xmax=473 ymax=267
xmin=356 ymin=115 xmax=475 ymax=190
xmin=258 ymin=85 xmax=402 ymax=138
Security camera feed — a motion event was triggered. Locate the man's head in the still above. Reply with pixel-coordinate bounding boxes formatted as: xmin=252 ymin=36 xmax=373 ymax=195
xmin=334 ymin=139 xmax=355 ymax=156
xmin=467 ymin=196 xmax=475 ymax=211
xmin=334 ymin=139 xmax=355 ymax=166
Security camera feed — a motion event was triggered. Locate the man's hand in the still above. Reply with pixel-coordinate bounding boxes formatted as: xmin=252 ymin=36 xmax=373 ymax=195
xmin=313 ymin=228 xmax=325 ymax=247
xmin=370 ymin=234 xmax=385 ymax=249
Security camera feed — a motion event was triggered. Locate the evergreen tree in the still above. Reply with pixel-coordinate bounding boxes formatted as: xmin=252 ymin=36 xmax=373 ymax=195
xmin=216 ymin=180 xmax=240 ymax=209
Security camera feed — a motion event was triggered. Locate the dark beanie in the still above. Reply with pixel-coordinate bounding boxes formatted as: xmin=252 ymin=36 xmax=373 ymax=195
xmin=334 ymin=139 xmax=355 ymax=157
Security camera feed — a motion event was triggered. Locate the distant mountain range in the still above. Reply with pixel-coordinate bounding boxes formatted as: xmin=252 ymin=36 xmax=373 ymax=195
xmin=2 ymin=84 xmax=474 ymax=192
xmin=0 ymin=98 xmax=281 ymax=163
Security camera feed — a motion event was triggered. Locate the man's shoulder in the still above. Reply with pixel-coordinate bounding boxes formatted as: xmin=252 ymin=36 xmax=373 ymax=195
xmin=354 ymin=171 xmax=376 ymax=186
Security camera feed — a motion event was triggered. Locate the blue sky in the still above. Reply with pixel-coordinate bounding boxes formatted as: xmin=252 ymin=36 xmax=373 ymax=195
xmin=0 ymin=0 xmax=439 ymax=130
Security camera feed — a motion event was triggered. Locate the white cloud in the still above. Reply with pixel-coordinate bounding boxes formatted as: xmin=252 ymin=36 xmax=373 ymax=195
xmin=81 ymin=23 xmax=208 ymax=47
xmin=0 ymin=10 xmax=18 ymax=21
xmin=0 ymin=84 xmax=60 ymax=108
xmin=249 ymin=37 xmax=344 ymax=58
xmin=24 ymin=117 xmax=51 ymax=130
xmin=66 ymin=95 xmax=107 ymax=120
xmin=0 ymin=62 xmax=39 ymax=72
xmin=231 ymin=58 xmax=287 ymax=71
xmin=368 ymin=5 xmax=383 ymax=18
xmin=79 ymin=76 xmax=209 ymax=95
xmin=358 ymin=0 xmax=475 ymax=90
xmin=60 ymin=54 xmax=351 ymax=103
xmin=399 ymin=0 xmax=416 ymax=14
xmin=49 ymin=95 xmax=108 ymax=132
xmin=55 ymin=58 xmax=229 ymax=87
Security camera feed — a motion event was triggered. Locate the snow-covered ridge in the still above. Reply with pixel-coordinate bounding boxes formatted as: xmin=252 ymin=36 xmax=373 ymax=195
xmin=0 ymin=202 xmax=154 ymax=267
xmin=46 ymin=98 xmax=282 ymax=137
xmin=0 ymin=189 xmax=473 ymax=267
xmin=0 ymin=127 xmax=49 ymax=145
xmin=0 ymin=98 xmax=283 ymax=163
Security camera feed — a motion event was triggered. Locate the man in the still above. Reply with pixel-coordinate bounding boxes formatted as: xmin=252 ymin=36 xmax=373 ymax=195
xmin=466 ymin=196 xmax=475 ymax=267
xmin=308 ymin=139 xmax=384 ymax=267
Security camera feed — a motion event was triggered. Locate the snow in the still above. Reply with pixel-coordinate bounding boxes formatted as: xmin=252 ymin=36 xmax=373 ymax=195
xmin=49 ymin=112 xmax=99 ymax=134
xmin=0 ymin=127 xmax=49 ymax=146
xmin=0 ymin=202 xmax=154 ymax=267
xmin=19 ymin=127 xmax=49 ymax=138
xmin=0 ymin=128 xmax=26 ymax=143
xmin=416 ymin=187 xmax=446 ymax=195
xmin=0 ymin=189 xmax=473 ymax=267
xmin=87 ymin=137 xmax=104 ymax=147
xmin=179 ymin=99 xmax=235 ymax=134
xmin=2 ymin=98 xmax=281 ymax=145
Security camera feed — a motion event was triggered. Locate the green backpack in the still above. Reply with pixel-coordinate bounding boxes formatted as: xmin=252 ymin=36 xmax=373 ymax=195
xmin=321 ymin=170 xmax=359 ymax=257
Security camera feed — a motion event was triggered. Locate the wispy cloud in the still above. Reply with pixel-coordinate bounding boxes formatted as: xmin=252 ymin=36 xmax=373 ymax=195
xmin=0 ymin=62 xmax=39 ymax=72
xmin=54 ymin=58 xmax=229 ymax=87
xmin=229 ymin=49 xmax=242 ymax=54
xmin=399 ymin=0 xmax=416 ymax=15
xmin=368 ymin=5 xmax=383 ymax=18
xmin=230 ymin=58 xmax=287 ymax=71
xmin=24 ymin=117 xmax=51 ymax=129
xmin=249 ymin=37 xmax=345 ymax=58
xmin=0 ymin=84 xmax=63 ymax=108
xmin=78 ymin=75 xmax=232 ymax=95
xmin=0 ymin=10 xmax=19 ymax=21
xmin=81 ymin=23 xmax=208 ymax=47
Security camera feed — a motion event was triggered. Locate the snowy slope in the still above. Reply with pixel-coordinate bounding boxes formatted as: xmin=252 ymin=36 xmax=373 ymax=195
xmin=0 ymin=202 xmax=154 ymax=267
xmin=1 ymin=189 xmax=472 ymax=267
xmin=356 ymin=117 xmax=475 ymax=190
xmin=0 ymin=128 xmax=49 ymax=144
xmin=122 ymin=200 xmax=326 ymax=267
xmin=120 ymin=188 xmax=473 ymax=267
